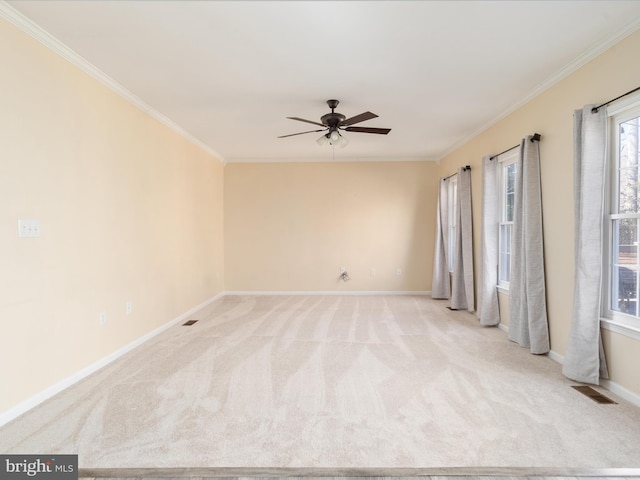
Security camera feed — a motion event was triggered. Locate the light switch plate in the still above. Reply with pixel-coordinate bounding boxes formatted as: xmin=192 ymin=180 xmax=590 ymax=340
xmin=18 ymin=219 xmax=41 ymax=238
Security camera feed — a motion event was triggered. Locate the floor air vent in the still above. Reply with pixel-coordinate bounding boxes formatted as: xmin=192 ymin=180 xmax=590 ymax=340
xmin=572 ymin=385 xmax=617 ymax=404
xmin=182 ymin=320 xmax=198 ymax=326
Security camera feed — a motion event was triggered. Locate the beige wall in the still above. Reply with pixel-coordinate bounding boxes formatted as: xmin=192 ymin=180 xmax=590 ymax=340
xmin=224 ymin=161 xmax=438 ymax=292
xmin=437 ymin=29 xmax=640 ymax=396
xmin=0 ymin=18 xmax=224 ymax=412
xmin=3 ymin=6 xmax=640 ymax=418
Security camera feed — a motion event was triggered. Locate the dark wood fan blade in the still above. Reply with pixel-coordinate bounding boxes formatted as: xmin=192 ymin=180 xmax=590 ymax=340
xmin=278 ymin=129 xmax=325 ymax=138
xmin=341 ymin=111 xmax=378 ymax=126
xmin=287 ymin=117 xmax=325 ymax=127
xmin=344 ymin=126 xmax=391 ymax=135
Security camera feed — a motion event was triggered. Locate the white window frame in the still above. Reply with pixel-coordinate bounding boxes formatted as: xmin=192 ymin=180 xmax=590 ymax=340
xmin=447 ymin=175 xmax=458 ymax=273
xmin=497 ymin=149 xmax=518 ymax=291
xmin=602 ymin=94 xmax=640 ymax=340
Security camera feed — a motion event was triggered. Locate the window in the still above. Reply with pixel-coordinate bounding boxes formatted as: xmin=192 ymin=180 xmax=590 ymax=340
xmin=447 ymin=175 xmax=457 ymax=272
xmin=606 ymin=103 xmax=640 ymax=322
xmin=497 ymin=150 xmax=518 ymax=289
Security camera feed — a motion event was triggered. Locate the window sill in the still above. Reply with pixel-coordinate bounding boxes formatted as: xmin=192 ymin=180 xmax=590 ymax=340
xmin=497 ymin=285 xmax=509 ymax=295
xmin=600 ymin=317 xmax=640 ymax=341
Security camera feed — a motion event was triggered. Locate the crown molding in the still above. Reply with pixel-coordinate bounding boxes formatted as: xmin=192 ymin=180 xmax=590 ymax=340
xmin=0 ymin=1 xmax=225 ymax=164
xmin=436 ymin=16 xmax=640 ymax=162
xmin=225 ymin=155 xmax=437 ymax=164
xmin=223 ymin=290 xmax=431 ymax=296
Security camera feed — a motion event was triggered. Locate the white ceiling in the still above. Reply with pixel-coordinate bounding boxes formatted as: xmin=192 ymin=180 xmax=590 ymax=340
xmin=5 ymin=1 xmax=640 ymax=163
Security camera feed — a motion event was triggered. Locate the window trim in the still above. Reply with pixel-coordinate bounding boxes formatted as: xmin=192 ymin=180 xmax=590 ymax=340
xmin=601 ymin=316 xmax=640 ymax=341
xmin=602 ymin=94 xmax=640 ymax=338
xmin=497 ymin=149 xmax=519 ymax=291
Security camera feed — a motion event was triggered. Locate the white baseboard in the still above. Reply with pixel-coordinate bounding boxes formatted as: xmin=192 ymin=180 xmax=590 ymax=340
xmin=0 ymin=292 xmax=225 ymax=428
xmin=544 ymin=350 xmax=640 ymax=407
xmin=497 ymin=323 xmax=508 ymax=333
xmin=547 ymin=349 xmax=565 ymax=364
xmin=223 ymin=290 xmax=431 ymax=296
xmin=600 ymin=378 xmax=640 ymax=407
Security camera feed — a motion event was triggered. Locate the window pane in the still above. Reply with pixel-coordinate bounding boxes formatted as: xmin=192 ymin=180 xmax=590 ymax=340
xmin=499 ymin=224 xmax=511 ymax=283
xmin=618 ymin=117 xmax=640 ymax=214
xmin=504 ymin=163 xmax=516 ymax=222
xmin=611 ymin=218 xmax=639 ymax=315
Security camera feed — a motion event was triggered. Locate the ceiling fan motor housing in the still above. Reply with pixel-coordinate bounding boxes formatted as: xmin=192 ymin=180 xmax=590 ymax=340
xmin=321 ymin=112 xmax=346 ymax=129
xmin=322 ymin=99 xmax=344 ymax=131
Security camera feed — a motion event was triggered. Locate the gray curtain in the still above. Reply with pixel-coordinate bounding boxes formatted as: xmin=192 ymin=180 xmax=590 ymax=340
xmin=478 ymin=155 xmax=500 ymax=325
xmin=451 ymin=167 xmax=474 ymax=311
xmin=562 ymin=105 xmax=609 ymax=384
xmin=432 ymin=178 xmax=450 ymax=299
xmin=508 ymin=137 xmax=550 ymax=354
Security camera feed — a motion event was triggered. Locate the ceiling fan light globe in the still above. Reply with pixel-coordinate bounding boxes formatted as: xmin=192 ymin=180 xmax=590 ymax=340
xmin=329 ymin=130 xmax=341 ymax=143
xmin=316 ymin=134 xmax=329 ymax=146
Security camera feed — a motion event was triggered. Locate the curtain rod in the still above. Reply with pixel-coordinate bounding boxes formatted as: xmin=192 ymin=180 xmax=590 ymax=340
xmin=490 ymin=133 xmax=541 ymax=160
xmin=592 ymin=85 xmax=640 ymax=113
xmin=443 ymin=165 xmax=470 ymax=181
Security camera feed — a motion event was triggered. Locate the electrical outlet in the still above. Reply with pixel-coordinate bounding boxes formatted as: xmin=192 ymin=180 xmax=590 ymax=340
xmin=371 ymin=268 xmax=376 ymax=277
xmin=340 ymin=266 xmax=346 ymax=274
xmin=396 ymin=268 xmax=402 ymax=276
xmin=99 ymin=311 xmax=107 ymax=326
xmin=126 ymin=301 xmax=132 ymax=315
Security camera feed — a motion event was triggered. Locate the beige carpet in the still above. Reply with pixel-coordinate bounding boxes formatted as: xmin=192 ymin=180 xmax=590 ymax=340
xmin=2 ymin=295 xmax=640 ymax=469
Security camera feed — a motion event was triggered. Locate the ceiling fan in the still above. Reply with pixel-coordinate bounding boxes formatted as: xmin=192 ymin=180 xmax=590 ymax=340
xmin=278 ymin=99 xmax=391 ymax=147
